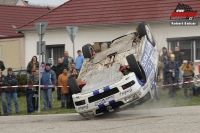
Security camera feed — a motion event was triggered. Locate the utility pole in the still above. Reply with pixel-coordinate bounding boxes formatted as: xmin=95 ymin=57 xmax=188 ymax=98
xmin=35 ymin=21 xmax=48 ymax=113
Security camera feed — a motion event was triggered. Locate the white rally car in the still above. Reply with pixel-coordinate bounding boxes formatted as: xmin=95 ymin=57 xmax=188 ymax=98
xmin=68 ymin=22 xmax=159 ymax=117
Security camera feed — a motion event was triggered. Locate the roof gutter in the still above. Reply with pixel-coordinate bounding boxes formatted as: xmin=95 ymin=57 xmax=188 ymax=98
xmin=17 ymin=18 xmax=200 ymax=32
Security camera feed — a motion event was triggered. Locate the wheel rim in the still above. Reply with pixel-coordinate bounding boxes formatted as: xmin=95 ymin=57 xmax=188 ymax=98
xmin=145 ymin=25 xmax=153 ymax=43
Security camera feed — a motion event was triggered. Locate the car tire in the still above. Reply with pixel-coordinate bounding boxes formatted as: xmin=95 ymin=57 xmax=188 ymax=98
xmin=82 ymin=44 xmax=94 ymax=58
xmin=68 ymin=77 xmax=81 ymax=94
xmin=126 ymin=54 xmax=146 ymax=83
xmin=153 ymin=74 xmax=160 ymax=101
xmin=137 ymin=22 xmax=155 ymax=47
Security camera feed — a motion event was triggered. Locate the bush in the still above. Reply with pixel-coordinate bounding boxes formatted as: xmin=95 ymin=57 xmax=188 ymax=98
xmin=16 ymin=74 xmax=27 ymax=96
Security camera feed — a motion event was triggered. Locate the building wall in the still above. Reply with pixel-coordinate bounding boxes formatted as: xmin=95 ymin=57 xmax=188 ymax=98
xmin=23 ymin=21 xmax=200 ymax=74
xmin=0 ymin=38 xmax=25 ymax=74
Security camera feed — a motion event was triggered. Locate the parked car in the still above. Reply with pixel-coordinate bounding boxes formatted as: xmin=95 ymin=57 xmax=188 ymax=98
xmin=68 ymin=22 xmax=159 ymax=117
xmin=13 ymin=70 xmax=27 ymax=76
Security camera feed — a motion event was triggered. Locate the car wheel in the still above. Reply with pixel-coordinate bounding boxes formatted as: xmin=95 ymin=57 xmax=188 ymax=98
xmin=126 ymin=54 xmax=146 ymax=83
xmin=82 ymin=44 xmax=94 ymax=58
xmin=68 ymin=77 xmax=81 ymax=94
xmin=137 ymin=22 xmax=155 ymax=47
xmin=153 ymin=74 xmax=160 ymax=101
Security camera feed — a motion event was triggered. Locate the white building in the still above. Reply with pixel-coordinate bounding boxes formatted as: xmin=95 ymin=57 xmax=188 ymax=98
xmin=18 ymin=0 xmax=200 ymax=74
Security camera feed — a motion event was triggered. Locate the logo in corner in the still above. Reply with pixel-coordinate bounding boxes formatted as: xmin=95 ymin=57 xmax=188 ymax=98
xmin=170 ymin=3 xmax=197 ymax=20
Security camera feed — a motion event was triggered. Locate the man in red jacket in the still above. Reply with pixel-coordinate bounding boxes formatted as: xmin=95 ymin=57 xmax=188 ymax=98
xmin=198 ymin=62 xmax=200 ymax=74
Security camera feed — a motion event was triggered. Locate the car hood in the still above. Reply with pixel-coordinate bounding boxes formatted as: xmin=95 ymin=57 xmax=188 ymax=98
xmin=81 ymin=63 xmax=123 ymax=94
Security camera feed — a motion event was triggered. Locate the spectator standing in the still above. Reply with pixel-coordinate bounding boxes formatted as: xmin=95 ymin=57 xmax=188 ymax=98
xmin=164 ymin=54 xmax=179 ymax=99
xmin=182 ymin=60 xmax=195 ymax=99
xmin=54 ymin=58 xmax=67 ymax=100
xmin=198 ymin=62 xmax=200 ymax=74
xmin=69 ymin=63 xmax=78 ymax=108
xmin=48 ymin=58 xmax=55 ymax=71
xmin=41 ymin=63 xmax=56 ymax=110
xmin=32 ymin=69 xmax=39 ymax=110
xmin=58 ymin=67 xmax=71 ymax=108
xmin=26 ymin=69 xmax=39 ymax=114
xmin=62 ymin=51 xmax=74 ymax=70
xmin=173 ymin=46 xmax=183 ymax=88
xmin=0 ymin=60 xmax=5 ymax=71
xmin=4 ymin=68 xmax=19 ymax=114
xmin=40 ymin=62 xmax=45 ymax=74
xmin=159 ymin=47 xmax=168 ymax=89
xmin=75 ymin=50 xmax=84 ymax=72
xmin=0 ymin=69 xmax=8 ymax=116
xmin=69 ymin=63 xmax=79 ymax=79
xmin=27 ymin=56 xmax=39 ymax=74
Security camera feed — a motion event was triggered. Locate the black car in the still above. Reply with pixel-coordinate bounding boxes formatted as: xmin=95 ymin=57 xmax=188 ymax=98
xmin=13 ymin=70 xmax=27 ymax=76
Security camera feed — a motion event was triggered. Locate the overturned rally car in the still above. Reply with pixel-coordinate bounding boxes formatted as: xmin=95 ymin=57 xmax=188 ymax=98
xmin=68 ymin=22 xmax=159 ymax=117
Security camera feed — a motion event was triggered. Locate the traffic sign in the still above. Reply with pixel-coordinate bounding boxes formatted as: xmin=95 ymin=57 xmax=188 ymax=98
xmin=35 ymin=21 xmax=48 ymax=40
xmin=37 ymin=41 xmax=46 ymax=55
xmin=66 ymin=26 xmax=78 ymax=43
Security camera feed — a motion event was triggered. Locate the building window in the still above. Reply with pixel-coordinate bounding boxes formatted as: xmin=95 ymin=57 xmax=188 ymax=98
xmin=45 ymin=45 xmax=65 ymax=65
xmin=167 ymin=37 xmax=200 ymax=62
xmin=195 ymin=40 xmax=200 ymax=60
xmin=179 ymin=40 xmax=192 ymax=61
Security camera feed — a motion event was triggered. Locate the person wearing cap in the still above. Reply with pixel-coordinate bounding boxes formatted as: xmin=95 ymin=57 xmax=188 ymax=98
xmin=58 ymin=67 xmax=71 ymax=108
xmin=164 ymin=54 xmax=179 ymax=99
xmin=159 ymin=47 xmax=168 ymax=89
xmin=26 ymin=68 xmax=39 ymax=114
xmin=4 ymin=68 xmax=19 ymax=114
xmin=182 ymin=60 xmax=195 ymax=99
xmin=0 ymin=68 xmax=8 ymax=116
xmin=27 ymin=56 xmax=39 ymax=74
xmin=41 ymin=63 xmax=56 ymax=110
xmin=40 ymin=62 xmax=45 ymax=74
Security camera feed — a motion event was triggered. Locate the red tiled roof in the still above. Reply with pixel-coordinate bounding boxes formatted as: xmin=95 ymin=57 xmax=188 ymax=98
xmin=0 ymin=4 xmax=50 ymax=39
xmin=18 ymin=0 xmax=200 ymax=30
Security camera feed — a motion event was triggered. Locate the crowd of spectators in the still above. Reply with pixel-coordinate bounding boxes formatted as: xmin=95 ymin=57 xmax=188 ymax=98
xmin=159 ymin=46 xmax=197 ymax=99
xmin=0 ymin=50 xmax=84 ymax=116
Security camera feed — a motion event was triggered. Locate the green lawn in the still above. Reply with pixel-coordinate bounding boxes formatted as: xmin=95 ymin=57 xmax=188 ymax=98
xmin=4 ymin=92 xmax=76 ymax=116
xmin=1 ymin=86 xmax=200 ymax=116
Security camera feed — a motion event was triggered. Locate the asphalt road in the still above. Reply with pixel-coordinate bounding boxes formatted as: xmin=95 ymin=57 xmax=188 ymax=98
xmin=1 ymin=106 xmax=200 ymax=133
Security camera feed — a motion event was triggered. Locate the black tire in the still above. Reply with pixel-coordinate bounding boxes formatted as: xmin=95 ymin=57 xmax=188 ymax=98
xmin=137 ymin=22 xmax=155 ymax=47
xmin=82 ymin=44 xmax=94 ymax=58
xmin=153 ymin=73 xmax=160 ymax=101
xmin=68 ymin=77 xmax=81 ymax=94
xmin=126 ymin=54 xmax=146 ymax=83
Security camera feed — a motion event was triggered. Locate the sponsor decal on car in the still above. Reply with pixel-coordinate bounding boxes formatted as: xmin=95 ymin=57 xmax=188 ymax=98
xmin=94 ymin=95 xmax=115 ymax=106
xmin=120 ymin=87 xmax=132 ymax=95
xmin=78 ymin=104 xmax=89 ymax=110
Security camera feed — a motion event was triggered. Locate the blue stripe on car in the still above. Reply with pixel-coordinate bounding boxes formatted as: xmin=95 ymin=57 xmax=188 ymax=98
xmin=136 ymin=76 xmax=145 ymax=86
xmin=103 ymin=86 xmax=110 ymax=92
xmin=93 ymin=90 xmax=99 ymax=96
xmin=109 ymin=100 xmax=115 ymax=105
xmin=98 ymin=104 xmax=105 ymax=108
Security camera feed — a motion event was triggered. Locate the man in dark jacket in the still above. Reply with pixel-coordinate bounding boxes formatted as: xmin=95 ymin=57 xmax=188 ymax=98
xmin=0 ymin=68 xmax=8 ymax=116
xmin=26 ymin=68 xmax=39 ymax=114
xmin=173 ymin=46 xmax=183 ymax=88
xmin=41 ymin=63 xmax=56 ymax=110
xmin=54 ymin=58 xmax=67 ymax=100
xmin=159 ymin=47 xmax=168 ymax=89
xmin=0 ymin=60 xmax=5 ymax=71
xmin=4 ymin=68 xmax=19 ymax=114
xmin=164 ymin=54 xmax=179 ymax=99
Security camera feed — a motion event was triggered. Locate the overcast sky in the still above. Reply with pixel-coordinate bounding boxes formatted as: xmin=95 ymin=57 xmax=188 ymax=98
xmin=27 ymin=0 xmax=69 ymax=6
